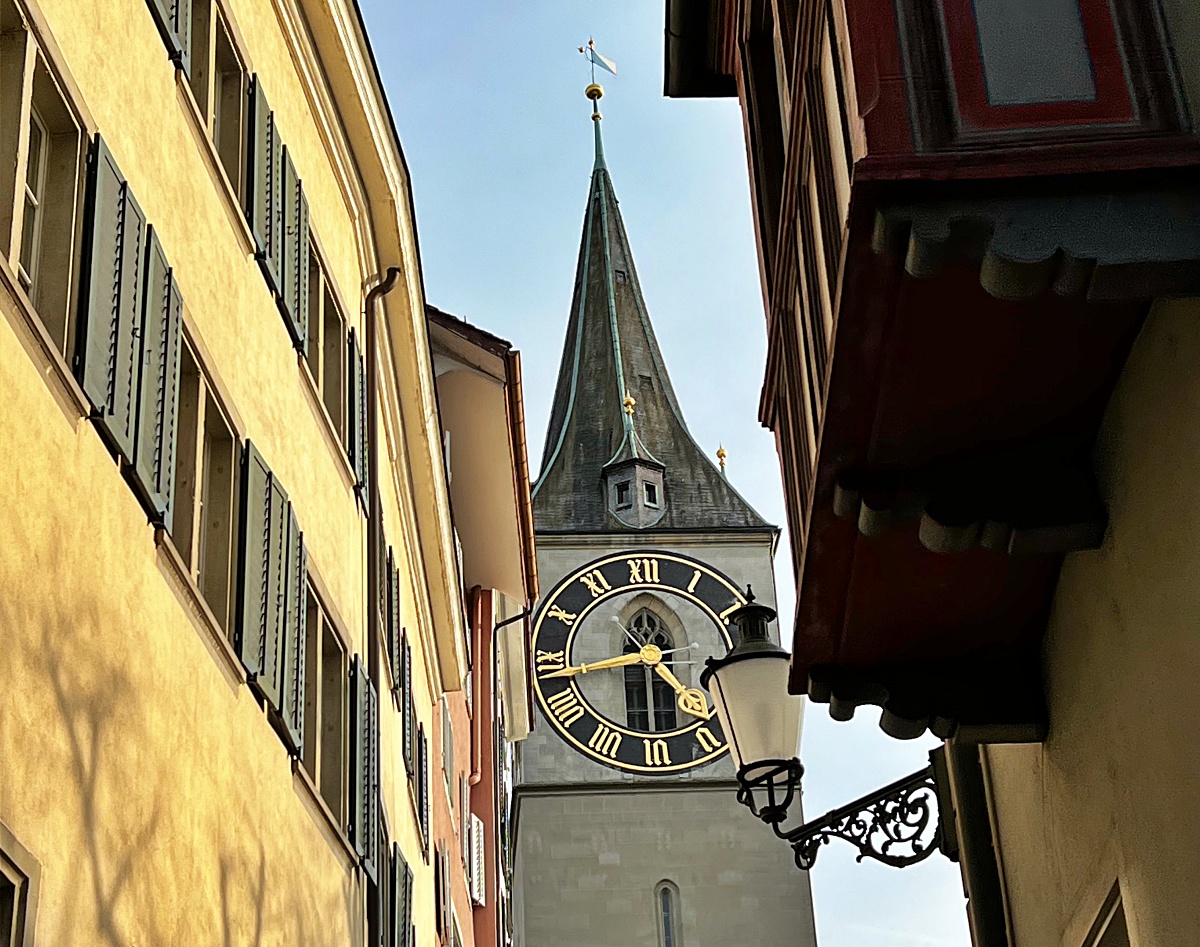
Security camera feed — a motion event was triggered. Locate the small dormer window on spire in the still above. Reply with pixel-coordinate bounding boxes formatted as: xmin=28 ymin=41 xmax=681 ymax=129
xmin=604 ymin=457 xmax=666 ymax=528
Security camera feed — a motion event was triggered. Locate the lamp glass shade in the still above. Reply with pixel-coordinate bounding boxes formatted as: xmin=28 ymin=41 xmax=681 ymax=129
xmin=708 ymin=653 xmax=804 ymax=771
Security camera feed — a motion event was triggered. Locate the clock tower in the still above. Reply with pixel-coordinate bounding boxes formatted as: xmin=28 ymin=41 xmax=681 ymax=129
xmin=512 ymin=87 xmax=819 ymax=947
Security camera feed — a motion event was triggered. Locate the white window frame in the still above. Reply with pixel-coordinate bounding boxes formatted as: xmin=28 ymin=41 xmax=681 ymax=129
xmin=16 ymin=106 xmax=47 ymax=300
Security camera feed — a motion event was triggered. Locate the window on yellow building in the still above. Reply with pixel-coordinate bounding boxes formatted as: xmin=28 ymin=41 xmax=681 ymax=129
xmin=1085 ymin=885 xmax=1130 ymax=947
xmin=385 ymin=842 xmax=415 ymax=947
xmin=0 ymin=0 xmax=87 ymax=357
xmin=0 ymin=862 xmax=18 ymax=947
xmin=186 ymin=0 xmax=247 ymax=201
xmin=302 ymin=586 xmax=349 ymax=830
xmin=170 ymin=340 xmax=240 ymax=634
xmin=0 ymin=836 xmax=35 ymax=947
xmin=304 ymin=243 xmax=348 ymax=442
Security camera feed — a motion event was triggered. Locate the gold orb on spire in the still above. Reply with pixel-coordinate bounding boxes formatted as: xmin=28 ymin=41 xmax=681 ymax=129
xmin=623 ymin=394 xmax=636 ymax=416
xmin=717 ymin=444 xmax=727 ymax=468
xmin=586 ymin=83 xmax=604 ymax=101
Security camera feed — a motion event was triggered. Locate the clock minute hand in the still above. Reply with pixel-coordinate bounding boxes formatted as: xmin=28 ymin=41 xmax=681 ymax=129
xmin=541 ymin=652 xmax=645 ymax=678
xmin=652 ymin=664 xmax=713 ymax=720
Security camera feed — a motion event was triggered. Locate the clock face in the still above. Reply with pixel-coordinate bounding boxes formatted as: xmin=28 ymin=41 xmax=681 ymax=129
xmin=531 ymin=550 xmax=746 ymax=774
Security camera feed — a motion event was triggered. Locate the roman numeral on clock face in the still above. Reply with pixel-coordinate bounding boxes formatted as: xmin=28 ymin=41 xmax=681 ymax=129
xmin=546 ymin=689 xmax=585 ymax=726
xmin=626 ymin=557 xmax=660 ymax=584
xmin=535 ymin=650 xmax=565 ymax=674
xmin=643 ymin=738 xmax=671 ymax=766
xmin=579 ymin=569 xmax=612 ymax=598
xmin=587 ymin=722 xmax=622 ymax=758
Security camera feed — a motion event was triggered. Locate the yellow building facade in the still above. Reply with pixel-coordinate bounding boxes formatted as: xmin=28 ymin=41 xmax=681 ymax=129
xmin=0 ymin=0 xmax=536 ymax=944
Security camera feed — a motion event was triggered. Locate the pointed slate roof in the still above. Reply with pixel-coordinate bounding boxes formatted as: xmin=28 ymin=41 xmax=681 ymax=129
xmin=532 ymin=105 xmax=769 ymax=533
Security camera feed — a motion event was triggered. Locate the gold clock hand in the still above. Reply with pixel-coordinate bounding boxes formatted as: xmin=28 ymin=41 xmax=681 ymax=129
xmin=653 ymin=664 xmax=713 ymax=720
xmin=652 ymin=662 xmax=687 ymax=693
xmin=541 ymin=651 xmax=645 ymax=678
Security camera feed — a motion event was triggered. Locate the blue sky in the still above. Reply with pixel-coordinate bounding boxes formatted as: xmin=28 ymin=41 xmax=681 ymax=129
xmin=357 ymin=0 xmax=971 ymax=943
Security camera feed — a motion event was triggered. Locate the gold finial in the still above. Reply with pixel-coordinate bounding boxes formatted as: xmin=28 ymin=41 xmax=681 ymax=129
xmin=717 ymin=444 xmax=727 ymax=468
xmin=585 ymin=83 xmax=604 ymax=101
xmin=623 ymin=394 xmax=636 ymax=416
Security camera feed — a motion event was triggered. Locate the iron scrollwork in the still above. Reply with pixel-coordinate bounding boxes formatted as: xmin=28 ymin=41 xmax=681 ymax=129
xmin=780 ymin=766 xmax=941 ymax=870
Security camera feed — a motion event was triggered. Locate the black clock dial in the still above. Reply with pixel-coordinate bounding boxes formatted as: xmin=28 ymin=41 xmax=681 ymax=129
xmin=531 ymin=550 xmax=746 ymax=774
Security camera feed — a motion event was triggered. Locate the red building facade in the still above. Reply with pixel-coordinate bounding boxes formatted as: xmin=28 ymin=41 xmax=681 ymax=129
xmin=666 ymin=0 xmax=1200 ymax=943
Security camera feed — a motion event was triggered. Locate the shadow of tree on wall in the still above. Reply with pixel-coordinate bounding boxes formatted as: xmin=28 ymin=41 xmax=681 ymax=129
xmin=3 ymin=522 xmax=358 ymax=946
xmin=217 ymin=832 xmax=357 ymax=947
xmin=220 ymin=844 xmax=266 ymax=947
xmin=37 ymin=610 xmax=167 ymax=947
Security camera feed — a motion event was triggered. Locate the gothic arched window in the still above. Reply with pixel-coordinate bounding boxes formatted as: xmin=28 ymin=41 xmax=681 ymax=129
xmin=656 ymin=881 xmax=682 ymax=947
xmin=623 ymin=609 xmax=677 ymax=731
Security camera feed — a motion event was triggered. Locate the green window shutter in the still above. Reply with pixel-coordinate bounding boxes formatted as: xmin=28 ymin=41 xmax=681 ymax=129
xmin=350 ymin=656 xmax=380 ymax=882
xmin=145 ymin=0 xmax=191 ymax=75
xmin=346 ymin=329 xmax=360 ymax=482
xmin=366 ymin=672 xmax=379 ymax=881
xmin=277 ymin=146 xmax=308 ymax=349
xmin=246 ymin=76 xmax=281 ymax=294
xmin=417 ymin=724 xmax=429 ymax=858
xmin=387 ymin=549 xmax=402 ymax=689
xmin=259 ymin=472 xmax=289 ymax=709
xmin=235 ymin=440 xmax=288 ymax=709
xmin=403 ymin=858 xmax=414 ymax=947
xmin=390 ymin=569 xmax=401 ymax=689
xmin=378 ymin=527 xmax=388 ymax=630
xmin=403 ymin=633 xmax=412 ymax=777
xmin=433 ymin=847 xmax=444 ymax=941
xmin=279 ymin=504 xmax=307 ymax=755
xmin=349 ymin=655 xmax=366 ymax=861
xmin=347 ymin=328 xmax=368 ymax=496
xmin=390 ymin=843 xmax=413 ymax=947
xmin=77 ymin=135 xmax=147 ymax=464
xmin=131 ymin=225 xmax=183 ymax=532
xmin=403 ymin=640 xmax=414 ymax=776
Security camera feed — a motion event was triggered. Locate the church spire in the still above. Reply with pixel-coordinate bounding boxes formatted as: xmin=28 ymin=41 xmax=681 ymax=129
xmin=532 ymin=85 xmax=768 ymax=534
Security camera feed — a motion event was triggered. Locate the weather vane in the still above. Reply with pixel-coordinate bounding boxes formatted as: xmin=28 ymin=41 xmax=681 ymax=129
xmin=578 ymin=38 xmax=617 ymax=85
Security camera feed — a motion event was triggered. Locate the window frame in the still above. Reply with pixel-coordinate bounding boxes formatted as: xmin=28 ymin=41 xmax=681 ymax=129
xmin=623 ymin=609 xmax=678 ymax=733
xmin=15 ymin=105 xmax=46 ymax=297
xmin=655 ymin=880 xmax=682 ymax=947
xmin=184 ymin=0 xmax=248 ymax=201
xmin=441 ymin=695 xmax=454 ymax=792
xmin=1 ymin=0 xmax=89 ymax=362
xmin=894 ymin=0 xmax=1184 ymax=148
xmin=303 ymin=234 xmax=350 ymax=449
xmin=301 ymin=573 xmax=351 ymax=832
xmin=1083 ymin=883 xmax=1130 ymax=947
xmin=0 ymin=822 xmax=39 ymax=947
xmin=169 ymin=329 xmax=242 ymax=637
xmin=938 ymin=0 xmax=1132 ymax=131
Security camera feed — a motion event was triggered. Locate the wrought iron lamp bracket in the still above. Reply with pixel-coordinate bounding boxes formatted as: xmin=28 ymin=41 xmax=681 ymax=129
xmin=740 ymin=763 xmax=943 ymax=871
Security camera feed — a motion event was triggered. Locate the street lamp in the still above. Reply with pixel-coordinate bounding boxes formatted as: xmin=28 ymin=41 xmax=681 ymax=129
xmin=702 ymin=589 xmax=951 ymax=871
